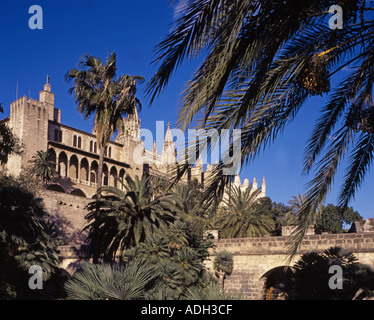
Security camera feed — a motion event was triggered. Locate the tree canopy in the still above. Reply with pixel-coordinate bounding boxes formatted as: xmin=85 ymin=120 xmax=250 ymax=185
xmin=66 ymin=53 xmax=143 ymax=193
xmin=0 ymin=174 xmax=61 ymax=299
xmin=316 ymin=203 xmax=362 ymax=233
xmin=0 ymin=105 xmax=21 ymax=166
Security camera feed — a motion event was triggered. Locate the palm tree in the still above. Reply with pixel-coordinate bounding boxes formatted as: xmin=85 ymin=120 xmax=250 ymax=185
xmin=132 ymin=233 xmax=170 ymax=265
xmin=123 ymin=232 xmax=206 ymax=300
xmin=174 ymin=180 xmax=207 ymax=217
xmin=282 ymin=194 xmax=308 ymax=226
xmin=173 ymin=247 xmax=204 ymax=286
xmin=215 ymin=185 xmax=275 ymax=238
xmin=152 ymin=259 xmax=185 ymax=299
xmin=66 ymin=52 xmax=143 ymax=194
xmin=27 ymin=150 xmax=57 ymax=183
xmin=164 ymin=220 xmax=189 ymax=252
xmin=146 ymin=0 xmax=374 ymax=257
xmin=213 ymin=250 xmax=233 ymax=290
xmin=84 ymin=174 xmax=181 ymax=263
xmin=64 ymin=262 xmax=158 ymax=300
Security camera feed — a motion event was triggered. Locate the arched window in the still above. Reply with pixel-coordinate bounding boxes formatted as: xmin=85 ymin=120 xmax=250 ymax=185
xmin=54 ymin=129 xmax=59 ymax=141
xmin=109 ymin=147 xmax=112 ymax=158
xmin=119 ymin=169 xmax=125 ymax=189
xmin=90 ymin=141 xmax=93 ymax=152
xmin=58 ymin=152 xmax=68 ymax=177
xmin=91 ymin=161 xmax=98 ymax=184
xmin=47 ymin=148 xmax=57 ymax=168
xmin=78 ymin=136 xmax=82 ymax=149
xmin=103 ymin=164 xmax=109 ymax=186
xmin=94 ymin=142 xmax=97 ymax=153
xmin=110 ymin=166 xmax=117 ymax=187
xmin=80 ymin=158 xmax=89 ymax=182
xmin=90 ymin=172 xmax=96 ymax=184
xmin=73 ymin=135 xmax=77 ymax=147
xmin=104 ymin=146 xmax=107 ymax=157
xmin=69 ymin=155 xmax=79 ymax=179
xmin=59 ymin=130 xmax=63 ymax=143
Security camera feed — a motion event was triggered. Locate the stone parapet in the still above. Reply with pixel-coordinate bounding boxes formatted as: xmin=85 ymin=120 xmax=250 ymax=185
xmin=208 ymin=233 xmax=374 ymax=256
xmin=205 ymin=233 xmax=374 ymax=299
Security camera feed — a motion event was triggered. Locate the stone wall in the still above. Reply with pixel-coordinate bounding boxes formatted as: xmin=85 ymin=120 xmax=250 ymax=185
xmin=55 ymin=229 xmax=374 ymax=299
xmin=39 ymin=189 xmax=90 ymax=245
xmin=205 ymin=233 xmax=374 ymax=299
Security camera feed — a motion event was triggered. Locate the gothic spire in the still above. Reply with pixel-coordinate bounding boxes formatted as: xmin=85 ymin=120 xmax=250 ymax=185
xmin=252 ymin=177 xmax=258 ymax=190
xmin=262 ymin=176 xmax=266 ymax=195
xmin=164 ymin=122 xmax=173 ymax=144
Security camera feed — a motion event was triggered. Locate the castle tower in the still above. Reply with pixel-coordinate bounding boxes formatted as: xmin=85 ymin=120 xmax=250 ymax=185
xmin=115 ymin=108 xmax=143 ymax=165
xmin=40 ymin=76 xmax=54 ymax=108
xmin=7 ymin=77 xmax=58 ymax=175
xmin=124 ymin=107 xmax=140 ymax=141
xmin=115 ymin=107 xmax=140 ymax=145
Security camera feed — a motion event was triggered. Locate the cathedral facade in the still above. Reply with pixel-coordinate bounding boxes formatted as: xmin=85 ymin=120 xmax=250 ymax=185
xmin=0 ymin=79 xmax=266 ymax=200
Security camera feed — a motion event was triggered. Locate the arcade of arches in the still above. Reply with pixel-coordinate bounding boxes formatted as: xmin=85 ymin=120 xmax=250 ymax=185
xmin=47 ymin=147 xmax=126 ymax=198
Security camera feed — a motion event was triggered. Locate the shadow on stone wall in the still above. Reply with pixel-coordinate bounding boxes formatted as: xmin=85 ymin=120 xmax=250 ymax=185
xmin=261 ymin=247 xmax=374 ymax=300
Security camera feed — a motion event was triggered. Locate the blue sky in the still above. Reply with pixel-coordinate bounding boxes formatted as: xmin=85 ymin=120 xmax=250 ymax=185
xmin=0 ymin=0 xmax=373 ymax=218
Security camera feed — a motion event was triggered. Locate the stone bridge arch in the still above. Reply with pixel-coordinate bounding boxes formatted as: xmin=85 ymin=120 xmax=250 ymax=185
xmin=260 ymin=265 xmax=295 ymax=298
xmin=204 ymin=233 xmax=374 ymax=299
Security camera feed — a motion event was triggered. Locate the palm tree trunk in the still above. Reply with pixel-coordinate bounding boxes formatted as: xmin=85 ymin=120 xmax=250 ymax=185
xmin=97 ymin=146 xmax=105 ymax=195
xmin=218 ymin=271 xmax=225 ymax=290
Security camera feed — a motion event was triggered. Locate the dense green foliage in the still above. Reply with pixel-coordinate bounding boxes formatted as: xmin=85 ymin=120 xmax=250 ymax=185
xmin=172 ymin=181 xmax=215 ymax=258
xmin=213 ymin=251 xmax=233 ymax=276
xmin=64 ymin=258 xmax=236 ymax=300
xmin=85 ymin=174 xmax=181 ymax=263
xmin=77 ymin=174 xmax=223 ymax=300
xmin=273 ymin=195 xmax=363 ymax=234
xmin=65 ymin=262 xmax=158 ymax=300
xmin=215 ymin=186 xmax=276 ymax=238
xmin=316 ymin=204 xmax=362 ymax=233
xmin=27 ymin=150 xmax=58 ymax=183
xmin=123 ymin=235 xmax=207 ymax=300
xmin=0 ymin=105 xmax=21 ymax=165
xmin=0 ymin=174 xmax=61 ymax=299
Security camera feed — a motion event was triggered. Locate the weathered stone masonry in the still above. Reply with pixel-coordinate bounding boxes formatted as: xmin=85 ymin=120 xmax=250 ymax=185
xmin=204 ymin=233 xmax=374 ymax=299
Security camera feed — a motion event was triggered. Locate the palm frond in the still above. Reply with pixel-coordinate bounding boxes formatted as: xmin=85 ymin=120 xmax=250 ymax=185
xmin=338 ymin=132 xmax=374 ymax=208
